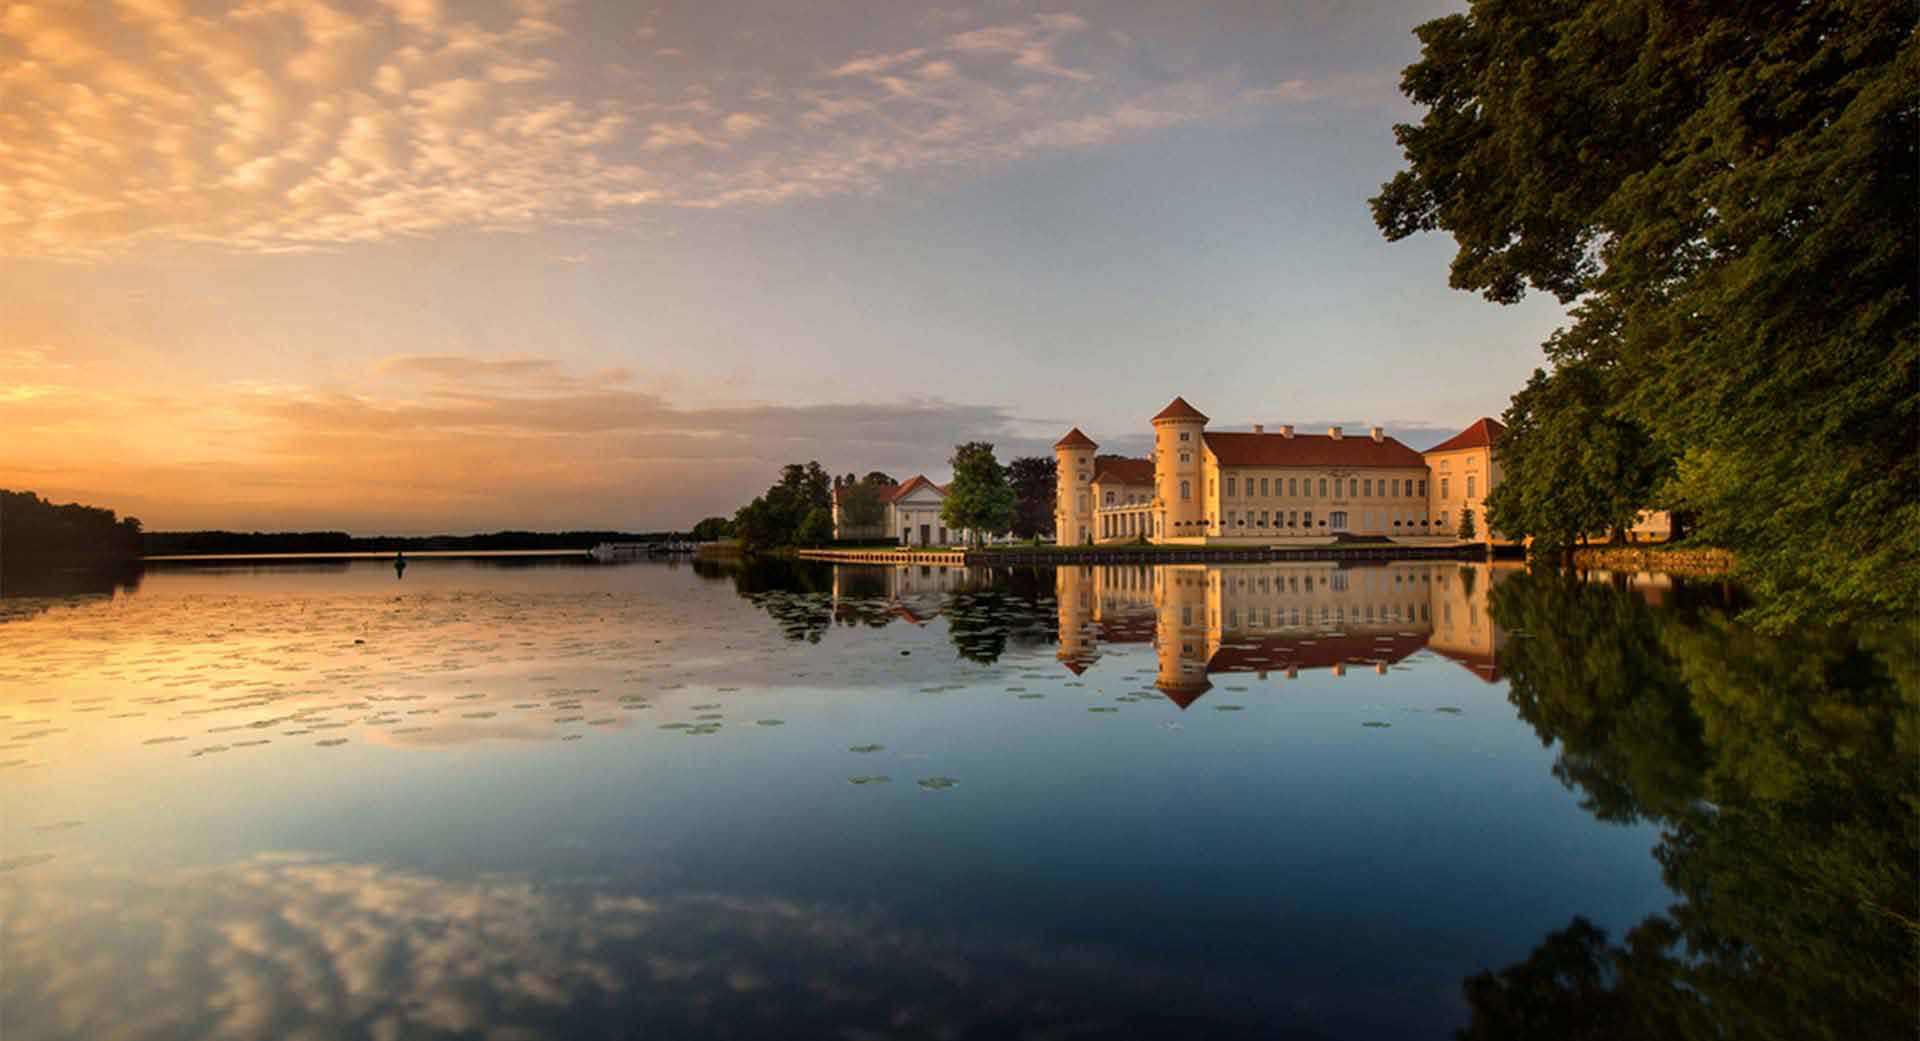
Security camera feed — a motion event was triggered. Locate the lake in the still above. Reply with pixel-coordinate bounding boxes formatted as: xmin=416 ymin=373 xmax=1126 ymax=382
xmin=1 ymin=555 xmax=1910 ymax=1040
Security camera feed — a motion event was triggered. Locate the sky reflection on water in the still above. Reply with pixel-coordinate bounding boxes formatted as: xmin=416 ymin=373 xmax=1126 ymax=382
xmin=1 ymin=556 xmax=1906 ymax=1040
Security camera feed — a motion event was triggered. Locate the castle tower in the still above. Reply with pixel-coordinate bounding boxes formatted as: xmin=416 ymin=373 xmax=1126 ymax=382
xmin=1054 ymin=428 xmax=1098 ymax=545
xmin=1151 ymin=397 xmax=1209 ymax=539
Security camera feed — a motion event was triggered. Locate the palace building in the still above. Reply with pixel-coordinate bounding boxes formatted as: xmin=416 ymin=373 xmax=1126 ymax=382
xmin=1055 ymin=396 xmax=1506 ymax=545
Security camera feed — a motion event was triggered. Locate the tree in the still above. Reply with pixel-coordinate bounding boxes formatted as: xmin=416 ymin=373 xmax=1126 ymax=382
xmin=1372 ymin=1 xmax=1917 ymax=628
xmin=795 ymin=506 xmax=833 ymax=546
xmin=690 ymin=516 xmax=734 ymax=542
xmin=1006 ymin=456 xmax=1057 ymax=540
xmin=1456 ymin=508 xmax=1477 ymax=542
xmin=1485 ymin=360 xmax=1668 ymax=551
xmin=862 ymin=472 xmax=897 ymax=487
xmin=940 ymin=442 xmax=1016 ymax=547
xmin=837 ymin=479 xmax=888 ymax=532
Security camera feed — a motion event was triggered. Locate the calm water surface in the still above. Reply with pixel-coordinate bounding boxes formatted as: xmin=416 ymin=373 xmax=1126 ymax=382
xmin=1 ymin=556 xmax=1910 ymax=1040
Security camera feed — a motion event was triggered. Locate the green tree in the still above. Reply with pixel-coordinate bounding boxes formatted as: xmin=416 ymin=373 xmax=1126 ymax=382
xmin=795 ymin=506 xmax=833 ymax=547
xmin=690 ymin=516 xmax=734 ymax=542
xmin=940 ymin=442 xmax=1016 ymax=547
xmin=1372 ymin=0 xmax=1918 ymax=628
xmin=1456 ymin=508 xmax=1476 ymax=542
xmin=836 ymin=479 xmax=887 ymax=533
xmin=862 ymin=471 xmax=897 ymax=487
xmin=1006 ymin=455 xmax=1057 ymax=540
xmin=1486 ymin=360 xmax=1667 ymax=551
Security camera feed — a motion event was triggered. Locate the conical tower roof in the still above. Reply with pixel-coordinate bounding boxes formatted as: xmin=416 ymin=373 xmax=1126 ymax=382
xmin=1151 ymin=396 xmax=1208 ymax=423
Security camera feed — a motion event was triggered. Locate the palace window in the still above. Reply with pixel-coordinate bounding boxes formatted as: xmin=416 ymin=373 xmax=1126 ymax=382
xmin=1440 ymin=477 xmax=1450 ymax=499
xmin=1304 ymin=510 xmax=1313 ymax=527
xmin=1288 ymin=478 xmax=1297 ymax=496
xmin=1288 ymin=510 xmax=1297 ymax=527
xmin=1418 ymin=479 xmax=1427 ymax=497
xmin=1226 ymin=476 xmax=1236 ymax=497
xmin=1349 ymin=479 xmax=1358 ymax=497
xmin=1180 ymin=480 xmax=1191 ymax=500
xmin=1363 ymin=478 xmax=1372 ymax=497
xmin=1104 ymin=491 xmax=1114 ymax=506
xmin=1180 ymin=431 xmax=1190 ymax=441
xmin=1390 ymin=479 xmax=1399 ymax=497
xmin=1180 ymin=452 xmax=1191 ymax=464
xmin=1467 ymin=476 xmax=1477 ymax=498
xmin=1318 ymin=478 xmax=1327 ymax=497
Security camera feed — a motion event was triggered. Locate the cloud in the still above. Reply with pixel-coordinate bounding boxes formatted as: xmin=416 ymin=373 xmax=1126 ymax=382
xmin=0 ymin=3 xmax=1368 ymax=260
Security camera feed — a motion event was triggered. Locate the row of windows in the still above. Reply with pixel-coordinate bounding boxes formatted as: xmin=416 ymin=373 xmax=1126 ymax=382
xmin=1221 ymin=510 xmax=1434 ymax=530
xmin=1222 ymin=475 xmax=1427 ymax=499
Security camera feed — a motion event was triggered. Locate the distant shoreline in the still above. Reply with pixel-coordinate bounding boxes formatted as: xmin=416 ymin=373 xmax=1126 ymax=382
xmin=141 ymin=549 xmax=593 ymax=562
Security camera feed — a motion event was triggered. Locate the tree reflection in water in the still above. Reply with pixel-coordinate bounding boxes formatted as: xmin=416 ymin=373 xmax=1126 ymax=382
xmin=1463 ymin=570 xmax=1916 ymax=1041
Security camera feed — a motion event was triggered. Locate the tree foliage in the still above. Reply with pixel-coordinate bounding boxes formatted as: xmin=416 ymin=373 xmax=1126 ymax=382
xmin=1374 ymin=0 xmax=1918 ymax=627
xmin=732 ymin=461 xmax=832 ymax=553
xmin=940 ymin=442 xmax=1015 ymax=546
xmin=836 ymin=477 xmax=890 ymax=532
xmin=0 ymin=489 xmax=142 ymax=566
xmin=1455 ymin=507 xmax=1476 ymax=542
xmin=1485 ymin=360 xmax=1667 ymax=549
xmin=1006 ymin=455 xmax=1057 ymax=539
xmin=690 ymin=516 xmax=734 ymax=542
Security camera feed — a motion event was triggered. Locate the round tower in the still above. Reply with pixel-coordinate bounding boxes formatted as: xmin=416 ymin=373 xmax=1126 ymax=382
xmin=1053 ymin=427 xmax=1098 ymax=546
xmin=1151 ymin=396 xmax=1209 ymax=538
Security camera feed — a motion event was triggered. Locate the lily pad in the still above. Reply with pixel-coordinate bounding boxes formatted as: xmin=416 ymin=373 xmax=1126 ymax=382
xmin=1361 ymin=721 xmax=1392 ymax=729
xmin=916 ymin=776 xmax=960 ymax=791
xmin=847 ymin=775 xmax=891 ymax=785
xmin=849 ymin=744 xmax=885 ymax=754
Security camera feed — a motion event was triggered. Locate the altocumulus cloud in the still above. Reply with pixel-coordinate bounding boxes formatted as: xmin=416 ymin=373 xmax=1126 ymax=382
xmin=0 ymin=0 xmax=1361 ymax=259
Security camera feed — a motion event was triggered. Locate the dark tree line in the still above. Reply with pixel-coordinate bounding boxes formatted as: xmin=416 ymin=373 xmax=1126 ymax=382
xmin=0 ymin=489 xmax=143 ymax=566
xmin=1375 ymin=0 xmax=1916 ymax=627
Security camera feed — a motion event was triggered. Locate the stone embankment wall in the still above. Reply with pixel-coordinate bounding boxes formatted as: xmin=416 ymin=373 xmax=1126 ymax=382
xmin=1571 ymin=545 xmax=1735 ymax=576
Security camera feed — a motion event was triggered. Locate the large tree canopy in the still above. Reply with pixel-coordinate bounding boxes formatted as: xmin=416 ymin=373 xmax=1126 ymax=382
xmin=1373 ymin=0 xmax=1917 ymax=627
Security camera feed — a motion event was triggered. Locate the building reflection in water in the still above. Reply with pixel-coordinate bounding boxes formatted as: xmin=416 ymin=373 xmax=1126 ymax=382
xmin=1055 ymin=562 xmax=1520 ymax=708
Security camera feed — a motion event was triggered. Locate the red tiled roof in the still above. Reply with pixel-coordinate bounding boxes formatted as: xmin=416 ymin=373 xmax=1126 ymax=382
xmin=1091 ymin=456 xmax=1155 ymax=486
xmin=1203 ymin=432 xmax=1425 ymax=468
xmin=1152 ymin=396 xmax=1209 ymax=423
xmin=1054 ymin=427 xmax=1098 ymax=449
xmin=1425 ymin=417 xmax=1505 ymax=455
xmin=880 ymin=475 xmax=947 ymax=503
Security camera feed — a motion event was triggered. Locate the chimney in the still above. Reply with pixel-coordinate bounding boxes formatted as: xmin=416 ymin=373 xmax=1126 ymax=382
xmin=1328 ymin=426 xmax=1343 ymax=440
xmin=1370 ymin=426 xmax=1384 ymax=442
xmin=1252 ymin=423 xmax=1264 ymax=434
xmin=1280 ymin=424 xmax=1294 ymax=439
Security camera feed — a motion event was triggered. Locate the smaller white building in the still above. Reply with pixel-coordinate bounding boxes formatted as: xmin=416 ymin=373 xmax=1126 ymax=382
xmin=834 ymin=474 xmax=990 ymax=546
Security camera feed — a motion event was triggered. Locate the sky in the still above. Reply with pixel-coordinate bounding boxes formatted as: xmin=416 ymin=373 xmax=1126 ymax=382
xmin=0 ymin=0 xmax=1572 ymax=533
